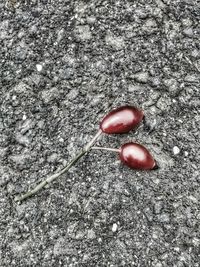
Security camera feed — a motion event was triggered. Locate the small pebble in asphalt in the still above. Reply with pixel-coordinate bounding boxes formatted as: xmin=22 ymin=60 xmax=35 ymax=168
xmin=36 ymin=64 xmax=43 ymax=72
xmin=173 ymin=146 xmax=180 ymax=155
xmin=112 ymin=223 xmax=118 ymax=232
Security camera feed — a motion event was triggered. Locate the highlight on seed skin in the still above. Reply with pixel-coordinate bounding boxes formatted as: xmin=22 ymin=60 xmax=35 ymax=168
xmin=119 ymin=142 xmax=156 ymax=170
xmin=100 ymin=106 xmax=144 ymax=134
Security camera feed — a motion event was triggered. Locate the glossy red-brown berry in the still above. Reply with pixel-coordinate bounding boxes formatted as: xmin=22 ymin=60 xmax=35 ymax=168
xmin=119 ymin=142 xmax=156 ymax=170
xmin=100 ymin=106 xmax=144 ymax=134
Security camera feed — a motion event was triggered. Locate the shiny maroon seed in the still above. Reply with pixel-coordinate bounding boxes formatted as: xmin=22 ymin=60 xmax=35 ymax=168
xmin=100 ymin=106 xmax=144 ymax=134
xmin=119 ymin=142 xmax=156 ymax=170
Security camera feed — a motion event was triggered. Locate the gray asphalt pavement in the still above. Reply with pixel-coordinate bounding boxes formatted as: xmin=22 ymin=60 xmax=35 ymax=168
xmin=0 ymin=0 xmax=200 ymax=266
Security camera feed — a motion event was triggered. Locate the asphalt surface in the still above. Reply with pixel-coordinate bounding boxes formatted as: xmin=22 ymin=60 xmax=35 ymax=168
xmin=0 ymin=0 xmax=200 ymax=266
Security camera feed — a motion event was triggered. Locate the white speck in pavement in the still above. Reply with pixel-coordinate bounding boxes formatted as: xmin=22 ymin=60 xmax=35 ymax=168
xmin=173 ymin=146 xmax=180 ymax=155
xmin=36 ymin=64 xmax=43 ymax=72
xmin=112 ymin=223 xmax=118 ymax=232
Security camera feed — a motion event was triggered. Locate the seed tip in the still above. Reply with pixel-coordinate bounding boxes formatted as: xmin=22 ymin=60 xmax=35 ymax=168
xmin=152 ymin=162 xmax=159 ymax=170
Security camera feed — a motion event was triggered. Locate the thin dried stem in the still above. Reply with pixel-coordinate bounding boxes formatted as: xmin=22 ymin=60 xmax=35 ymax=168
xmin=91 ymin=146 xmax=120 ymax=153
xmin=15 ymin=130 xmax=102 ymax=202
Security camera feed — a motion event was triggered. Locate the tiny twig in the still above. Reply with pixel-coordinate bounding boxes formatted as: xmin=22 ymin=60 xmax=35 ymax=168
xmin=15 ymin=130 xmax=102 ymax=202
xmin=91 ymin=146 xmax=120 ymax=153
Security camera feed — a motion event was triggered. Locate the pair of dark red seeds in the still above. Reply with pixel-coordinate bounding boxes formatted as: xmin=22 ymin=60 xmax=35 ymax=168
xmin=99 ymin=106 xmax=156 ymax=170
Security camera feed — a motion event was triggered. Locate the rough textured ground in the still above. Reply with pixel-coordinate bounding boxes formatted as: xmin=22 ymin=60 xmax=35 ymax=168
xmin=0 ymin=0 xmax=200 ymax=266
